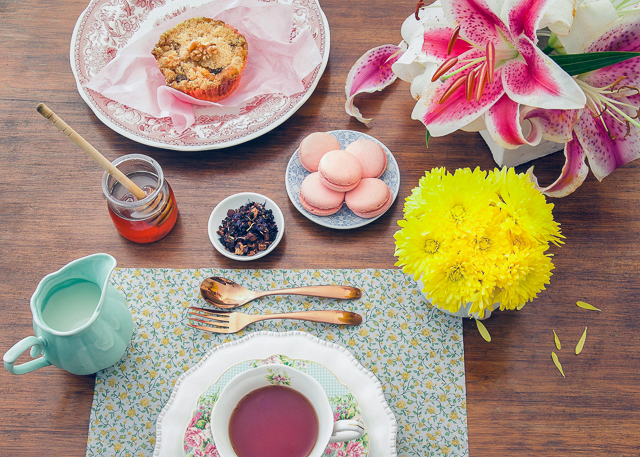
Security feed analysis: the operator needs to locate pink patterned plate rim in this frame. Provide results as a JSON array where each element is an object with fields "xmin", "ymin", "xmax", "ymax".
[{"xmin": 70, "ymin": 0, "xmax": 330, "ymax": 151}]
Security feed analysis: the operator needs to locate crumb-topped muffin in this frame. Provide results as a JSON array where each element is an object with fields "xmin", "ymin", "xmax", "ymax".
[{"xmin": 152, "ymin": 17, "xmax": 248, "ymax": 102}]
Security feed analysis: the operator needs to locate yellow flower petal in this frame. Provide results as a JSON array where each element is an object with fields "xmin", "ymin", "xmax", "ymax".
[
  {"xmin": 575, "ymin": 327, "xmax": 587, "ymax": 355},
  {"xmin": 553, "ymin": 330, "xmax": 561, "ymax": 350},
  {"xmin": 475, "ymin": 319, "xmax": 491, "ymax": 342},
  {"xmin": 551, "ymin": 352, "xmax": 565, "ymax": 377},
  {"xmin": 576, "ymin": 301, "xmax": 600, "ymax": 311}
]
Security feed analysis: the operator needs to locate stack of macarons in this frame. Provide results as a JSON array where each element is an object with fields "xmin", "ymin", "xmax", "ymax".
[{"xmin": 298, "ymin": 132, "xmax": 393, "ymax": 218}]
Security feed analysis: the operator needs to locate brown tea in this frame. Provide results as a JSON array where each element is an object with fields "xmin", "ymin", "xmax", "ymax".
[{"xmin": 229, "ymin": 385, "xmax": 319, "ymax": 457}]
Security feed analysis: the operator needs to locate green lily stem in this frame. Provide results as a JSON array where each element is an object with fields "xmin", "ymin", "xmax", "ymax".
[{"xmin": 542, "ymin": 45, "xmax": 554, "ymax": 55}]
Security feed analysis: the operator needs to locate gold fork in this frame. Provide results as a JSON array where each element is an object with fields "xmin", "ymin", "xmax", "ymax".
[{"xmin": 187, "ymin": 307, "xmax": 363, "ymax": 334}]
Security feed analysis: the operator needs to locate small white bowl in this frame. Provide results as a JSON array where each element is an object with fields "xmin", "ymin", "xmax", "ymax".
[{"xmin": 208, "ymin": 192, "xmax": 285, "ymax": 261}]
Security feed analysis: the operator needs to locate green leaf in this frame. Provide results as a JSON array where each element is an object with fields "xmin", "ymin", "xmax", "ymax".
[
  {"xmin": 425, "ymin": 129, "xmax": 431, "ymax": 148},
  {"xmin": 550, "ymin": 51, "xmax": 640, "ymax": 76}
]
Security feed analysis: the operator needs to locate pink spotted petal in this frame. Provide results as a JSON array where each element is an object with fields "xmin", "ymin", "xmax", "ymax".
[
  {"xmin": 421, "ymin": 27, "xmax": 473, "ymax": 61},
  {"xmin": 529, "ymin": 137, "xmax": 589, "ymax": 197},
  {"xmin": 485, "ymin": 95, "xmax": 542, "ymax": 149},
  {"xmin": 521, "ymin": 106, "xmax": 579, "ymax": 143},
  {"xmin": 502, "ymin": 36, "xmax": 586, "ymax": 109},
  {"xmin": 574, "ymin": 105, "xmax": 640, "ymax": 181},
  {"xmin": 345, "ymin": 45, "xmax": 403, "ymax": 124},
  {"xmin": 443, "ymin": 0, "xmax": 510, "ymax": 44},
  {"xmin": 582, "ymin": 9, "xmax": 640, "ymax": 54},
  {"xmin": 412, "ymin": 48, "xmax": 505, "ymax": 136},
  {"xmin": 505, "ymin": 0, "xmax": 556, "ymax": 42},
  {"xmin": 580, "ymin": 10, "xmax": 640, "ymax": 89}
]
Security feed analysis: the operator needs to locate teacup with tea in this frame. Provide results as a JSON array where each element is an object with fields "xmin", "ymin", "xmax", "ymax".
[{"xmin": 211, "ymin": 364, "xmax": 365, "ymax": 457}]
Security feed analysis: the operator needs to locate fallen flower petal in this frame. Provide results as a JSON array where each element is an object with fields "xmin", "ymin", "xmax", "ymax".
[
  {"xmin": 553, "ymin": 330, "xmax": 561, "ymax": 350},
  {"xmin": 575, "ymin": 327, "xmax": 588, "ymax": 354},
  {"xmin": 552, "ymin": 351, "xmax": 565, "ymax": 377},
  {"xmin": 475, "ymin": 318, "xmax": 491, "ymax": 342},
  {"xmin": 345, "ymin": 45, "xmax": 404, "ymax": 124},
  {"xmin": 576, "ymin": 301, "xmax": 601, "ymax": 311}
]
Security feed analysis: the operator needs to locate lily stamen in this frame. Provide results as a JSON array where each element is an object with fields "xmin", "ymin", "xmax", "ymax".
[
  {"xmin": 439, "ymin": 74, "xmax": 468, "ymax": 104},
  {"xmin": 447, "ymin": 26, "xmax": 461, "ymax": 55},
  {"xmin": 577, "ymin": 78, "xmax": 640, "ymax": 139},
  {"xmin": 486, "ymin": 42, "xmax": 496, "ymax": 84},
  {"xmin": 609, "ymin": 75, "xmax": 627, "ymax": 91},
  {"xmin": 432, "ymin": 57, "xmax": 459, "ymax": 82},
  {"xmin": 465, "ymin": 70, "xmax": 476, "ymax": 101},
  {"xmin": 475, "ymin": 63, "xmax": 487, "ymax": 101},
  {"xmin": 617, "ymin": 85, "xmax": 640, "ymax": 96}
]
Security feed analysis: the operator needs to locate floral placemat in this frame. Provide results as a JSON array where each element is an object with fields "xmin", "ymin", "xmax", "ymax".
[{"xmin": 86, "ymin": 269, "xmax": 468, "ymax": 457}]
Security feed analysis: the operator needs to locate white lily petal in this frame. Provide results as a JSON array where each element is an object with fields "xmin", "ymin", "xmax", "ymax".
[
  {"xmin": 556, "ymin": 0, "xmax": 618, "ymax": 53},
  {"xmin": 409, "ymin": 66, "xmax": 439, "ymax": 99},
  {"xmin": 392, "ymin": 36, "xmax": 428, "ymax": 83},
  {"xmin": 401, "ymin": 2, "xmax": 445, "ymax": 43},
  {"xmin": 539, "ymin": 0, "xmax": 584, "ymax": 36},
  {"xmin": 461, "ymin": 116, "xmax": 487, "ymax": 132}
]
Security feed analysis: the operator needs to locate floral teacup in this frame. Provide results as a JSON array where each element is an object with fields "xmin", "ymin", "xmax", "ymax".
[{"xmin": 211, "ymin": 364, "xmax": 365, "ymax": 457}]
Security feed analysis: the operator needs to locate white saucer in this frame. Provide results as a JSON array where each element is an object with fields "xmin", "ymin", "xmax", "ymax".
[
  {"xmin": 153, "ymin": 331, "xmax": 397, "ymax": 457},
  {"xmin": 182, "ymin": 354, "xmax": 370, "ymax": 457}
]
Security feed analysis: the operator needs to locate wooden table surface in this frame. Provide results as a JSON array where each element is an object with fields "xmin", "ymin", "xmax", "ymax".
[{"xmin": 1, "ymin": 0, "xmax": 639, "ymax": 456}]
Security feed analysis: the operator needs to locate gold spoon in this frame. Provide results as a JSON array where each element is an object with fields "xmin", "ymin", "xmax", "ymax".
[{"xmin": 200, "ymin": 276, "xmax": 362, "ymax": 309}]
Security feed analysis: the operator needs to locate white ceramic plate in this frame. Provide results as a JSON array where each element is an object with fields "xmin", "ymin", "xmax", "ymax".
[
  {"xmin": 153, "ymin": 331, "xmax": 397, "ymax": 457},
  {"xmin": 207, "ymin": 192, "xmax": 285, "ymax": 261},
  {"xmin": 70, "ymin": 0, "xmax": 330, "ymax": 151},
  {"xmin": 285, "ymin": 130, "xmax": 400, "ymax": 229}
]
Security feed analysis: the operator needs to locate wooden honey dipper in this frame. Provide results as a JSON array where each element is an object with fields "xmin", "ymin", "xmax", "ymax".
[{"xmin": 37, "ymin": 103, "xmax": 174, "ymax": 226}]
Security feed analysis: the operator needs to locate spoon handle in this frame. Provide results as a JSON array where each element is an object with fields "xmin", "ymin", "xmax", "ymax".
[
  {"xmin": 256, "ymin": 285, "xmax": 361, "ymax": 300},
  {"xmin": 249, "ymin": 310, "xmax": 362, "ymax": 326}
]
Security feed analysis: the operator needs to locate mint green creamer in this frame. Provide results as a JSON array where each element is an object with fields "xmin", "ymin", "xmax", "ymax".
[{"xmin": 4, "ymin": 253, "xmax": 134, "ymax": 375}]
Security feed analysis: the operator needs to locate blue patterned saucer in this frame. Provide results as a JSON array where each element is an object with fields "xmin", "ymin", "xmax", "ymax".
[
  {"xmin": 285, "ymin": 130, "xmax": 400, "ymax": 229},
  {"xmin": 183, "ymin": 354, "xmax": 369, "ymax": 457}
]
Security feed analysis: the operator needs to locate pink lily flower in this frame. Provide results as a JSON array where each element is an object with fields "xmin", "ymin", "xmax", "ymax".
[
  {"xmin": 529, "ymin": 10, "xmax": 640, "ymax": 197},
  {"xmin": 412, "ymin": 0, "xmax": 586, "ymax": 141}
]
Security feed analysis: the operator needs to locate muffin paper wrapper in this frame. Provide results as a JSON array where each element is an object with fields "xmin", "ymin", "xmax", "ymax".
[{"xmin": 85, "ymin": 0, "xmax": 322, "ymax": 133}]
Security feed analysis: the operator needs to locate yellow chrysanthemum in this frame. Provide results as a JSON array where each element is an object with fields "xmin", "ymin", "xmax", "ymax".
[
  {"xmin": 421, "ymin": 251, "xmax": 482, "ymax": 314},
  {"xmin": 394, "ymin": 218, "xmax": 448, "ymax": 280},
  {"xmin": 492, "ymin": 167, "xmax": 563, "ymax": 246},
  {"xmin": 470, "ymin": 218, "xmax": 512, "ymax": 265},
  {"xmin": 396, "ymin": 166, "xmax": 560, "ymax": 315},
  {"xmin": 494, "ymin": 246, "xmax": 554, "ymax": 310},
  {"xmin": 403, "ymin": 167, "xmax": 447, "ymax": 219},
  {"xmin": 427, "ymin": 168, "xmax": 499, "ymax": 240}
]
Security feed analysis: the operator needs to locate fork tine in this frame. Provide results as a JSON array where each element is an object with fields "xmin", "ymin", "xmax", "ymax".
[
  {"xmin": 188, "ymin": 310, "xmax": 230, "ymax": 323},
  {"xmin": 189, "ymin": 316, "xmax": 230, "ymax": 327},
  {"xmin": 187, "ymin": 322, "xmax": 231, "ymax": 334}
]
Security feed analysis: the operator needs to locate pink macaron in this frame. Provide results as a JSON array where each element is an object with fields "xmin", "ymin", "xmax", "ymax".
[
  {"xmin": 345, "ymin": 139, "xmax": 388, "ymax": 178},
  {"xmin": 345, "ymin": 178, "xmax": 393, "ymax": 218},
  {"xmin": 298, "ymin": 132, "xmax": 341, "ymax": 172},
  {"xmin": 299, "ymin": 172, "xmax": 345, "ymax": 216},
  {"xmin": 317, "ymin": 150, "xmax": 362, "ymax": 192}
]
